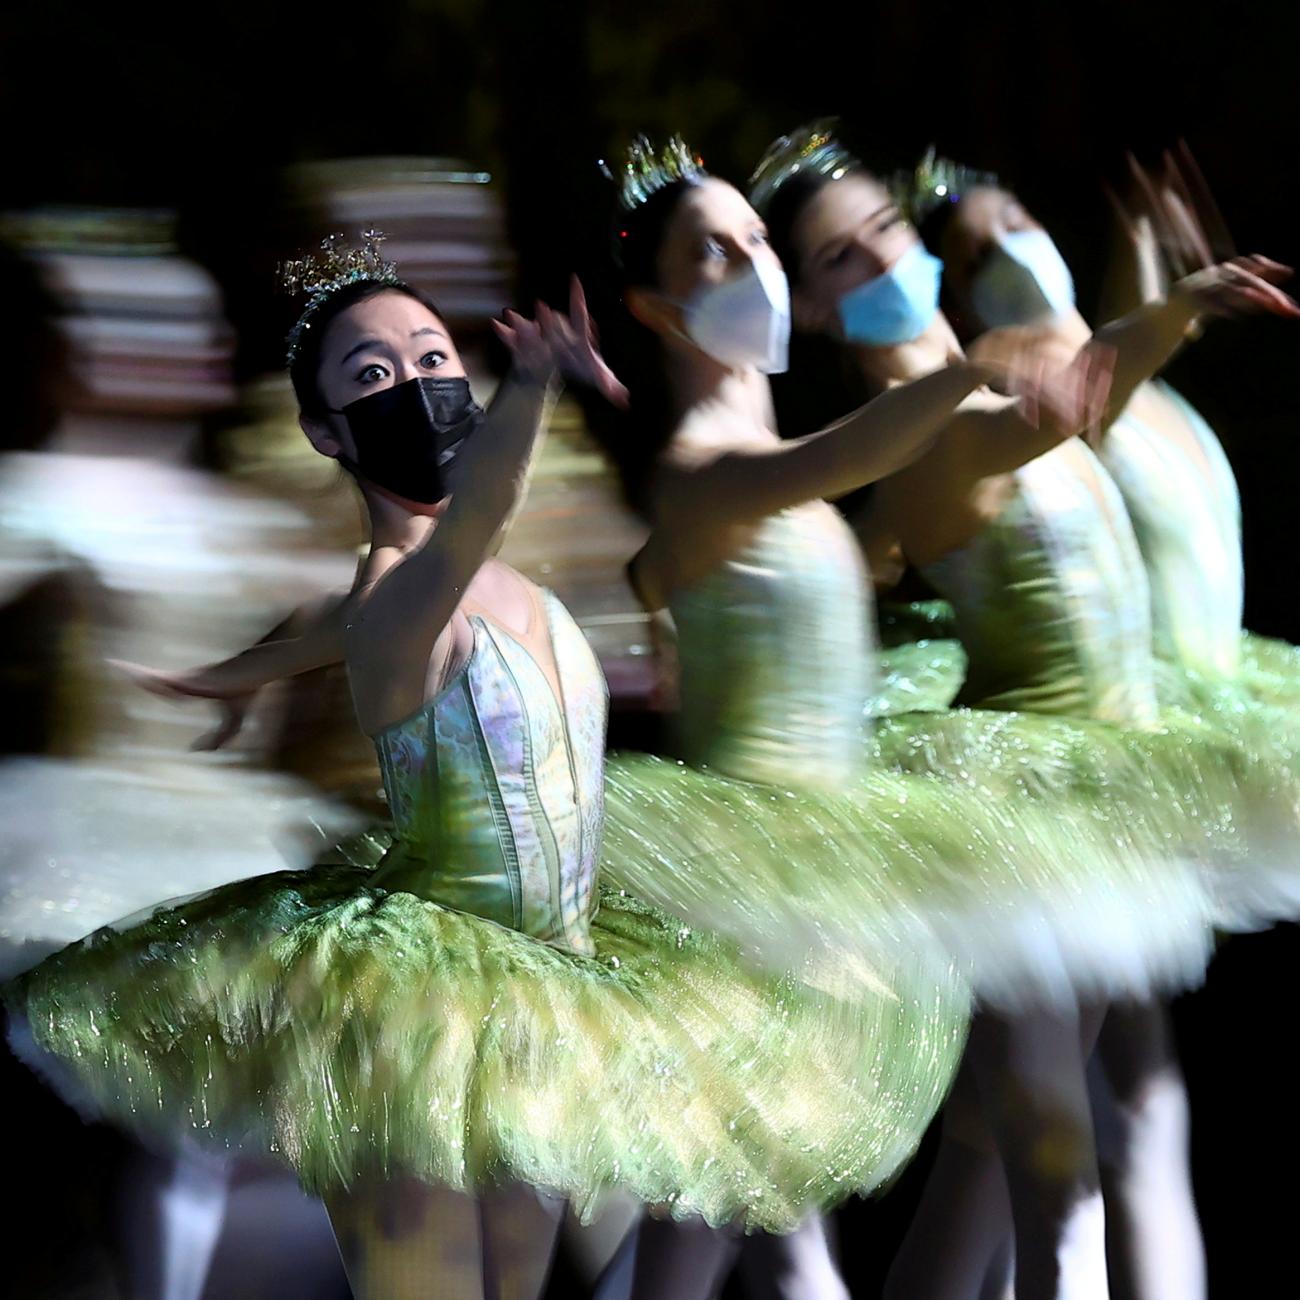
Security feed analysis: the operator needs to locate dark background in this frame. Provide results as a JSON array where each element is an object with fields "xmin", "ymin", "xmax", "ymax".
[
  {"xmin": 2, "ymin": 1, "xmax": 1296, "ymax": 1293},
  {"xmin": 4, "ymin": 0, "xmax": 1295, "ymax": 630}
]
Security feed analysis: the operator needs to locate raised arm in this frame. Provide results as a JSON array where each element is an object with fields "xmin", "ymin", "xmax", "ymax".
[
  {"xmin": 676, "ymin": 360, "xmax": 993, "ymax": 523},
  {"xmin": 906, "ymin": 338, "xmax": 1114, "ymax": 481},
  {"xmin": 1093, "ymin": 255, "xmax": 1298, "ymax": 424},
  {"xmin": 347, "ymin": 280, "xmax": 624, "ymax": 719},
  {"xmin": 1098, "ymin": 155, "xmax": 1171, "ymax": 322}
]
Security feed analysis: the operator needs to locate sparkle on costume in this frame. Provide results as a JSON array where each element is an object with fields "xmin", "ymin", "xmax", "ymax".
[{"xmin": 895, "ymin": 147, "xmax": 999, "ymax": 225}]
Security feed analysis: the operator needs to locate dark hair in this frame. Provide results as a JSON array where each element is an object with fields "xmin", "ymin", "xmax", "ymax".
[
  {"xmin": 755, "ymin": 165, "xmax": 880, "ymax": 513},
  {"xmin": 287, "ymin": 279, "xmax": 447, "ymax": 418},
  {"xmin": 917, "ymin": 194, "xmax": 983, "ymax": 343},
  {"xmin": 576, "ymin": 175, "xmax": 706, "ymax": 517},
  {"xmin": 762, "ymin": 168, "xmax": 842, "ymax": 292},
  {"xmin": 916, "ymin": 194, "xmax": 963, "ymax": 262}
]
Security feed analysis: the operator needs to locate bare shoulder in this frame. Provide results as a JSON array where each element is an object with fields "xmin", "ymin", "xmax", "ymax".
[{"xmin": 463, "ymin": 558, "xmax": 535, "ymax": 632}]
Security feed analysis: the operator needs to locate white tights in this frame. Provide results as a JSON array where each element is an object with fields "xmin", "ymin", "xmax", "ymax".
[
  {"xmin": 884, "ymin": 1005, "xmax": 1110, "ymax": 1300},
  {"xmin": 1090, "ymin": 1002, "xmax": 1206, "ymax": 1300}
]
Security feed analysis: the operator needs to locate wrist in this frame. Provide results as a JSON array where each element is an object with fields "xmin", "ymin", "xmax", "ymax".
[
  {"xmin": 506, "ymin": 358, "xmax": 557, "ymax": 391},
  {"xmin": 1163, "ymin": 283, "xmax": 1203, "ymax": 330},
  {"xmin": 961, "ymin": 358, "xmax": 998, "ymax": 390}
]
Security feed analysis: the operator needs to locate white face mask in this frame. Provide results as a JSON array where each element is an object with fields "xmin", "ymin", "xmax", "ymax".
[
  {"xmin": 679, "ymin": 258, "xmax": 791, "ymax": 374},
  {"xmin": 968, "ymin": 229, "xmax": 1076, "ymax": 329}
]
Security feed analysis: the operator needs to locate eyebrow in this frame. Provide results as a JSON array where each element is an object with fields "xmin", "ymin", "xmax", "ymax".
[
  {"xmin": 815, "ymin": 200, "xmax": 897, "ymax": 261},
  {"xmin": 338, "ymin": 327, "xmax": 449, "ymax": 367}
]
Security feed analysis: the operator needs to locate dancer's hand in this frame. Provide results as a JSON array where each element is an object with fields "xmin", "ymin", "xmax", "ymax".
[
  {"xmin": 493, "ymin": 277, "xmax": 629, "ymax": 407},
  {"xmin": 1115, "ymin": 144, "xmax": 1236, "ymax": 282},
  {"xmin": 109, "ymin": 660, "xmax": 255, "ymax": 751},
  {"xmin": 1103, "ymin": 157, "xmax": 1167, "ymax": 307},
  {"xmin": 1170, "ymin": 255, "xmax": 1300, "ymax": 320},
  {"xmin": 989, "ymin": 341, "xmax": 1115, "ymax": 444}
]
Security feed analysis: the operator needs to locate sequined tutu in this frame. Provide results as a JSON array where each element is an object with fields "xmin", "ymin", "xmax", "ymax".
[
  {"xmin": 1144, "ymin": 631, "xmax": 1300, "ymax": 929},
  {"xmin": 602, "ymin": 504, "xmax": 1275, "ymax": 1013},
  {"xmin": 4, "ymin": 867, "xmax": 966, "ymax": 1233},
  {"xmin": 600, "ymin": 723, "xmax": 1250, "ymax": 1013},
  {"xmin": 872, "ymin": 600, "xmax": 966, "ymax": 719}
]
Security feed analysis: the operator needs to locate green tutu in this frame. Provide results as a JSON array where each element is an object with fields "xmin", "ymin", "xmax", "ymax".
[
  {"xmin": 1154, "ymin": 632, "xmax": 1300, "ymax": 772},
  {"xmin": 6, "ymin": 869, "xmax": 966, "ymax": 1233},
  {"xmin": 600, "ymin": 726, "xmax": 1237, "ymax": 1013},
  {"xmin": 873, "ymin": 600, "xmax": 966, "ymax": 719},
  {"xmin": 1144, "ymin": 631, "xmax": 1300, "ymax": 928}
]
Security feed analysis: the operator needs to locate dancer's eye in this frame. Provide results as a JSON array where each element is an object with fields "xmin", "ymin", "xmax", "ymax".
[
  {"xmin": 419, "ymin": 350, "xmax": 448, "ymax": 370},
  {"xmin": 355, "ymin": 363, "xmax": 389, "ymax": 385}
]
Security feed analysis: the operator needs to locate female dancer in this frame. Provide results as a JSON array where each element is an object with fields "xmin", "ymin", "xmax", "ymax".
[
  {"xmin": 902, "ymin": 146, "xmax": 1300, "ymax": 1300},
  {"xmin": 113, "ymin": 154, "xmax": 1169, "ymax": 1300},
  {"xmin": 4, "ymin": 233, "xmax": 980, "ymax": 1300},
  {"xmin": 573, "ymin": 139, "xmax": 1254, "ymax": 1300},
  {"xmin": 750, "ymin": 122, "xmax": 1299, "ymax": 1300},
  {"xmin": 923, "ymin": 148, "xmax": 1300, "ymax": 764}
]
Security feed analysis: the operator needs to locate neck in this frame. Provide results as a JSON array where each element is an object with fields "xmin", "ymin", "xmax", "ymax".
[
  {"xmin": 664, "ymin": 343, "xmax": 774, "ymax": 438},
  {"xmin": 848, "ymin": 319, "xmax": 965, "ymax": 392},
  {"xmin": 361, "ymin": 484, "xmax": 441, "ymax": 554}
]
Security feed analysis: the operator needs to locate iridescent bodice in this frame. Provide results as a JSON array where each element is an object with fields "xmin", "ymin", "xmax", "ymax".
[
  {"xmin": 921, "ymin": 444, "xmax": 1159, "ymax": 725},
  {"xmin": 369, "ymin": 589, "xmax": 607, "ymax": 956},
  {"xmin": 669, "ymin": 504, "xmax": 875, "ymax": 789},
  {"xmin": 1099, "ymin": 381, "xmax": 1243, "ymax": 676}
]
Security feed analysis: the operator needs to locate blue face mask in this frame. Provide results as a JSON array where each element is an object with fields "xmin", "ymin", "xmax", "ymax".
[
  {"xmin": 969, "ymin": 229, "xmax": 1077, "ymax": 329},
  {"xmin": 837, "ymin": 243, "xmax": 944, "ymax": 346}
]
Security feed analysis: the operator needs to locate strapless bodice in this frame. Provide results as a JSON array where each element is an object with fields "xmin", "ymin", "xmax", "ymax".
[
  {"xmin": 371, "ymin": 589, "xmax": 607, "ymax": 956},
  {"xmin": 669, "ymin": 505, "xmax": 876, "ymax": 789},
  {"xmin": 1099, "ymin": 381, "xmax": 1243, "ymax": 676},
  {"xmin": 921, "ymin": 444, "xmax": 1159, "ymax": 725}
]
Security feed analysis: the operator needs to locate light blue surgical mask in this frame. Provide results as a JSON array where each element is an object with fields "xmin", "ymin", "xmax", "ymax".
[
  {"xmin": 837, "ymin": 243, "xmax": 944, "ymax": 346},
  {"xmin": 969, "ymin": 229, "xmax": 1076, "ymax": 329}
]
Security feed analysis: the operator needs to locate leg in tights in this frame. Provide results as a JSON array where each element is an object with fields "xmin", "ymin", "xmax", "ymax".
[
  {"xmin": 112, "ymin": 1147, "xmax": 231, "ymax": 1300},
  {"xmin": 1091, "ymin": 1001, "xmax": 1205, "ymax": 1300},
  {"xmin": 628, "ymin": 1215, "xmax": 741, "ymax": 1300},
  {"xmin": 735, "ymin": 1215, "xmax": 851, "ymax": 1300},
  {"xmin": 563, "ymin": 1194, "xmax": 642, "ymax": 1299},
  {"xmin": 974, "ymin": 1004, "xmax": 1109, "ymax": 1300},
  {"xmin": 884, "ymin": 1057, "xmax": 1015, "ymax": 1300},
  {"xmin": 969, "ymin": 1007, "xmax": 1109, "ymax": 1300},
  {"xmin": 479, "ymin": 1181, "xmax": 566, "ymax": 1300},
  {"xmin": 326, "ymin": 1177, "xmax": 563, "ymax": 1300},
  {"xmin": 889, "ymin": 1004, "xmax": 1110, "ymax": 1300}
]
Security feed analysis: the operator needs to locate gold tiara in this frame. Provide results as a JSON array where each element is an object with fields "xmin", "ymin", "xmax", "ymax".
[
  {"xmin": 600, "ymin": 134, "xmax": 706, "ymax": 211},
  {"xmin": 279, "ymin": 228, "xmax": 399, "ymax": 364},
  {"xmin": 896, "ymin": 147, "xmax": 998, "ymax": 225},
  {"xmin": 748, "ymin": 119, "xmax": 857, "ymax": 216}
]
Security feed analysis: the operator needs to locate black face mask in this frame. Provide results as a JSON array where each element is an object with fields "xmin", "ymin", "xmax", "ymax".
[{"xmin": 331, "ymin": 376, "xmax": 484, "ymax": 505}]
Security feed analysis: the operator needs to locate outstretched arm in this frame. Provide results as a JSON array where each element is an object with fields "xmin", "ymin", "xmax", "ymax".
[
  {"xmin": 347, "ymin": 279, "xmax": 626, "ymax": 729},
  {"xmin": 1093, "ymin": 255, "xmax": 1297, "ymax": 424},
  {"xmin": 678, "ymin": 360, "xmax": 994, "ymax": 523},
  {"xmin": 920, "ymin": 341, "xmax": 1115, "ymax": 481},
  {"xmin": 114, "ymin": 590, "xmax": 353, "ymax": 750}
]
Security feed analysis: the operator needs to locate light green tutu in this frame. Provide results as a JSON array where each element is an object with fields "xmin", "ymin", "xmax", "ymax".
[
  {"xmin": 601, "ymin": 715, "xmax": 1272, "ymax": 1014},
  {"xmin": 6, "ymin": 868, "xmax": 966, "ymax": 1233},
  {"xmin": 873, "ymin": 599, "xmax": 966, "ymax": 718}
]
